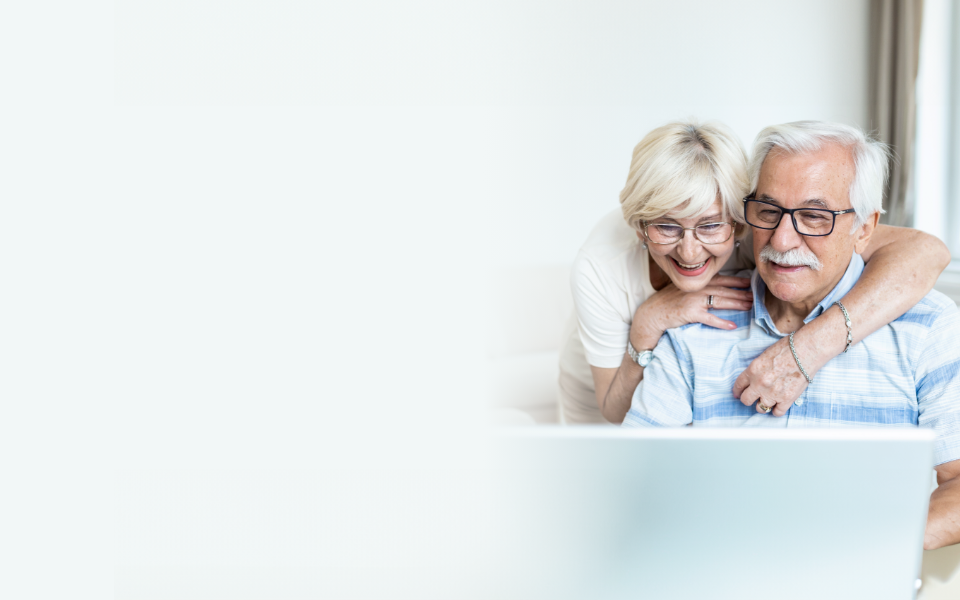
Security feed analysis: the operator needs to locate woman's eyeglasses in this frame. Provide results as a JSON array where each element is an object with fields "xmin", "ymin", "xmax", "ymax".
[{"xmin": 641, "ymin": 221, "xmax": 735, "ymax": 245}]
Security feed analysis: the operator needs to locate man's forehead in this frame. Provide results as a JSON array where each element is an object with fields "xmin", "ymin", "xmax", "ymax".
[{"xmin": 756, "ymin": 144, "xmax": 855, "ymax": 204}]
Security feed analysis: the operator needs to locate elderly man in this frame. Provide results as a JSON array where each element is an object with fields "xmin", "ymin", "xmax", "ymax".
[{"xmin": 622, "ymin": 121, "xmax": 960, "ymax": 550}]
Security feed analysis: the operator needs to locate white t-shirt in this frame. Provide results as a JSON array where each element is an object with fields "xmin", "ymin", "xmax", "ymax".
[{"xmin": 558, "ymin": 208, "xmax": 755, "ymax": 424}]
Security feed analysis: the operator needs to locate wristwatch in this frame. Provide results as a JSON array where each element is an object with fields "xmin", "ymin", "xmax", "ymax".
[{"xmin": 627, "ymin": 341, "xmax": 655, "ymax": 367}]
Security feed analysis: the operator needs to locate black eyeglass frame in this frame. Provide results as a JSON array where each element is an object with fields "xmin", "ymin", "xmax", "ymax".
[
  {"xmin": 639, "ymin": 221, "xmax": 736, "ymax": 245},
  {"xmin": 743, "ymin": 197, "xmax": 856, "ymax": 237}
]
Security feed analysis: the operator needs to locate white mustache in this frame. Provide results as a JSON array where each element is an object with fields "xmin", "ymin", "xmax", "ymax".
[{"xmin": 759, "ymin": 245, "xmax": 822, "ymax": 271}]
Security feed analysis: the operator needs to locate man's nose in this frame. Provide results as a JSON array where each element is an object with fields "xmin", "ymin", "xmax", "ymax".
[{"xmin": 770, "ymin": 212, "xmax": 803, "ymax": 250}]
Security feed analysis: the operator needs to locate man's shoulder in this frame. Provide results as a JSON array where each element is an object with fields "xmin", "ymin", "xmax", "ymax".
[
  {"xmin": 665, "ymin": 309, "xmax": 753, "ymax": 346},
  {"xmin": 894, "ymin": 289, "xmax": 960, "ymax": 328}
]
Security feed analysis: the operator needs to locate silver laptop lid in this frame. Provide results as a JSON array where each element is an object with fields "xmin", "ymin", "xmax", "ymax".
[{"xmin": 489, "ymin": 427, "xmax": 935, "ymax": 600}]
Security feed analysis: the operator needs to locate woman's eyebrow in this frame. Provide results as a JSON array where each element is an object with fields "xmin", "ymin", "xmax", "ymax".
[{"xmin": 697, "ymin": 213, "xmax": 722, "ymax": 222}]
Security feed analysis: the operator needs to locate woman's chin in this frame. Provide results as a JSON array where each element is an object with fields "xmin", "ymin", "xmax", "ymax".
[
  {"xmin": 668, "ymin": 268, "xmax": 728, "ymax": 293},
  {"xmin": 669, "ymin": 277, "xmax": 710, "ymax": 293}
]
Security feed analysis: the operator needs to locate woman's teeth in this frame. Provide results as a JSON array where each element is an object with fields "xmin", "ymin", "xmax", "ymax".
[{"xmin": 676, "ymin": 259, "xmax": 707, "ymax": 269}]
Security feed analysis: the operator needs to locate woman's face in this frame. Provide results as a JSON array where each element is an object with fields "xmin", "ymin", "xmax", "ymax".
[{"xmin": 639, "ymin": 198, "xmax": 737, "ymax": 293}]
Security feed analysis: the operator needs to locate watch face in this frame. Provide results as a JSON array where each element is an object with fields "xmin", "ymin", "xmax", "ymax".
[{"xmin": 638, "ymin": 351, "xmax": 654, "ymax": 367}]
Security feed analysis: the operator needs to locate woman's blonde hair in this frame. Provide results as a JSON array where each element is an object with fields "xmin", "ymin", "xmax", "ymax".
[{"xmin": 619, "ymin": 121, "xmax": 750, "ymax": 232}]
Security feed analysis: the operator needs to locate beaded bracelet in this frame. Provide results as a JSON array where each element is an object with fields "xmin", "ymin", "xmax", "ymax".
[{"xmin": 834, "ymin": 300, "xmax": 852, "ymax": 353}]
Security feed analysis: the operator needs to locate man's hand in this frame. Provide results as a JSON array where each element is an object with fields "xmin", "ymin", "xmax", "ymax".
[
  {"xmin": 732, "ymin": 336, "xmax": 809, "ymax": 416},
  {"xmin": 733, "ymin": 306, "xmax": 847, "ymax": 416},
  {"xmin": 926, "ymin": 460, "xmax": 960, "ymax": 550}
]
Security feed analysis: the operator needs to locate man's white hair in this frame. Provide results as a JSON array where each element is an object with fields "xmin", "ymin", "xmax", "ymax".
[{"xmin": 747, "ymin": 121, "xmax": 890, "ymax": 231}]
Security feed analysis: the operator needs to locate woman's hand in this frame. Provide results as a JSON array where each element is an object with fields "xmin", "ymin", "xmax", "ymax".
[
  {"xmin": 630, "ymin": 275, "xmax": 753, "ymax": 349},
  {"xmin": 595, "ymin": 274, "xmax": 752, "ymax": 424}
]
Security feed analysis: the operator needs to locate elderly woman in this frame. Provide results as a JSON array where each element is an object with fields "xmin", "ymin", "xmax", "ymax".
[{"xmin": 560, "ymin": 121, "xmax": 950, "ymax": 424}]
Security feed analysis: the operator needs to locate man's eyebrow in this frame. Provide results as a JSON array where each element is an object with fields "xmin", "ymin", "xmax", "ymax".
[
  {"xmin": 801, "ymin": 198, "xmax": 829, "ymax": 209},
  {"xmin": 756, "ymin": 193, "xmax": 779, "ymax": 204},
  {"xmin": 756, "ymin": 194, "xmax": 830, "ymax": 209}
]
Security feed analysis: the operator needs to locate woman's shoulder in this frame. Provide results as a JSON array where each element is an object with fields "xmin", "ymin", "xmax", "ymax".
[
  {"xmin": 578, "ymin": 207, "xmax": 640, "ymax": 259},
  {"xmin": 571, "ymin": 208, "xmax": 650, "ymax": 302}
]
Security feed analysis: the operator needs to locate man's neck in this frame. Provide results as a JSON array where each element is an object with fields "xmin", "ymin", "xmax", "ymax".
[
  {"xmin": 764, "ymin": 288, "xmax": 817, "ymax": 334},
  {"xmin": 762, "ymin": 261, "xmax": 851, "ymax": 334}
]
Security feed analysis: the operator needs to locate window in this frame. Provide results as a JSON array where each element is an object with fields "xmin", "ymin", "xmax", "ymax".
[{"xmin": 914, "ymin": 0, "xmax": 960, "ymax": 300}]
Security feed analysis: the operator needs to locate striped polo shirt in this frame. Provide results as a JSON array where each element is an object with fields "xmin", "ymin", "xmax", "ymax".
[{"xmin": 622, "ymin": 252, "xmax": 960, "ymax": 466}]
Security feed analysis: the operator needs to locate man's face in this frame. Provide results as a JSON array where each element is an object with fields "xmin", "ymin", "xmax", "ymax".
[{"xmin": 752, "ymin": 143, "xmax": 873, "ymax": 308}]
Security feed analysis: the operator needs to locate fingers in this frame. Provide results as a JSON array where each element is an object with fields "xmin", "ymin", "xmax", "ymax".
[
  {"xmin": 732, "ymin": 371, "xmax": 749, "ymax": 399},
  {"xmin": 705, "ymin": 296, "xmax": 752, "ymax": 311},
  {"xmin": 702, "ymin": 285, "xmax": 754, "ymax": 302},
  {"xmin": 738, "ymin": 385, "xmax": 761, "ymax": 408},
  {"xmin": 756, "ymin": 398, "xmax": 774, "ymax": 414},
  {"xmin": 701, "ymin": 290, "xmax": 752, "ymax": 312},
  {"xmin": 734, "ymin": 375, "xmax": 806, "ymax": 417},
  {"xmin": 697, "ymin": 314, "xmax": 738, "ymax": 330},
  {"xmin": 743, "ymin": 388, "xmax": 775, "ymax": 414},
  {"xmin": 737, "ymin": 383, "xmax": 780, "ymax": 415},
  {"xmin": 708, "ymin": 275, "xmax": 751, "ymax": 289},
  {"xmin": 742, "ymin": 384, "xmax": 795, "ymax": 416},
  {"xmin": 771, "ymin": 402, "xmax": 790, "ymax": 418}
]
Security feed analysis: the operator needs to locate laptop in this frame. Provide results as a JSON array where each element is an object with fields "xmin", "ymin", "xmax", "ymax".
[{"xmin": 488, "ymin": 427, "xmax": 935, "ymax": 600}]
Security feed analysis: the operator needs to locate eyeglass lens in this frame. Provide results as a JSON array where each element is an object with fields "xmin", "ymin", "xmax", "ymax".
[
  {"xmin": 646, "ymin": 223, "xmax": 733, "ymax": 244},
  {"xmin": 745, "ymin": 201, "xmax": 835, "ymax": 236}
]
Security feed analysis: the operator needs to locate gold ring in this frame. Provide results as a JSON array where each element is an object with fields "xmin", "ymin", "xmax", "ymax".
[{"xmin": 757, "ymin": 400, "xmax": 772, "ymax": 413}]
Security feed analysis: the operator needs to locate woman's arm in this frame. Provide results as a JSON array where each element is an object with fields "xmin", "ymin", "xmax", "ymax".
[
  {"xmin": 595, "ymin": 276, "xmax": 752, "ymax": 423},
  {"xmin": 733, "ymin": 226, "xmax": 951, "ymax": 416}
]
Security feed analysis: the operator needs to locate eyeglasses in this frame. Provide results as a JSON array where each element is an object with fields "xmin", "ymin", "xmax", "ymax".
[
  {"xmin": 743, "ymin": 198, "xmax": 856, "ymax": 237},
  {"xmin": 640, "ymin": 221, "xmax": 735, "ymax": 245}
]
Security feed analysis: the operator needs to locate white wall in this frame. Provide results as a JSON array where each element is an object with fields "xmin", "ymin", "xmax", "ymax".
[
  {"xmin": 113, "ymin": 0, "xmax": 871, "ymax": 273},
  {"xmin": 477, "ymin": 0, "xmax": 871, "ymax": 268},
  {"xmin": 8, "ymin": 2, "xmax": 872, "ymax": 599}
]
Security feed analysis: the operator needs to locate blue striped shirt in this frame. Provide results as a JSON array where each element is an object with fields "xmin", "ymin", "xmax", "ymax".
[{"xmin": 622, "ymin": 253, "xmax": 960, "ymax": 466}]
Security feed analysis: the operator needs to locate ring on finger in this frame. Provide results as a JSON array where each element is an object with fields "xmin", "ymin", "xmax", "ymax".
[
  {"xmin": 757, "ymin": 399, "xmax": 772, "ymax": 413},
  {"xmin": 708, "ymin": 295, "xmax": 714, "ymax": 308}
]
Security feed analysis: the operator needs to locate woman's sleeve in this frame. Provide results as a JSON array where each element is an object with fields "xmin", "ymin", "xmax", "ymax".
[{"xmin": 570, "ymin": 251, "xmax": 631, "ymax": 369}]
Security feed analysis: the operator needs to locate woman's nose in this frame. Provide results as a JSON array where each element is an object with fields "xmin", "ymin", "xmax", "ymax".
[{"xmin": 677, "ymin": 229, "xmax": 702, "ymax": 260}]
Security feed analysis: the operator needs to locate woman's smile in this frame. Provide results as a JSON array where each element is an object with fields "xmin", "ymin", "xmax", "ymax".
[{"xmin": 669, "ymin": 256, "xmax": 711, "ymax": 276}]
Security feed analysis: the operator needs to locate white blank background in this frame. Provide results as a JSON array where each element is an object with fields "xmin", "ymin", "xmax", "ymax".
[{"xmin": 2, "ymin": 1, "xmax": 868, "ymax": 598}]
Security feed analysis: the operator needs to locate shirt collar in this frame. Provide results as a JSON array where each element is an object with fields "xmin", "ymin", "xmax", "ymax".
[{"xmin": 751, "ymin": 252, "xmax": 865, "ymax": 335}]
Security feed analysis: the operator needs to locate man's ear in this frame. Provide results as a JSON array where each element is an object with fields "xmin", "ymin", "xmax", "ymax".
[{"xmin": 853, "ymin": 211, "xmax": 881, "ymax": 255}]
